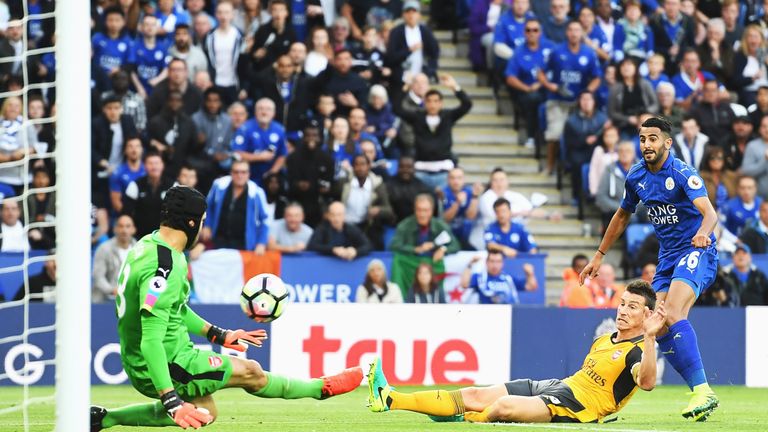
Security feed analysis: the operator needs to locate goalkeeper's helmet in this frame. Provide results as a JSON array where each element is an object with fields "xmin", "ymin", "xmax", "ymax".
[{"xmin": 161, "ymin": 185, "xmax": 207, "ymax": 250}]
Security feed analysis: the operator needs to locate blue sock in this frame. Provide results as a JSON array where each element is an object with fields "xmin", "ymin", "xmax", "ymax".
[{"xmin": 659, "ymin": 320, "xmax": 707, "ymax": 390}]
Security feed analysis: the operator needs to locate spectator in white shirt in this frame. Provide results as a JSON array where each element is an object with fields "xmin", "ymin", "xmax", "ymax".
[
  {"xmin": 356, "ymin": 258, "xmax": 404, "ymax": 303},
  {"xmin": 202, "ymin": 1, "xmax": 243, "ymax": 104},
  {"xmin": 0, "ymin": 199, "xmax": 29, "ymax": 252},
  {"xmin": 169, "ymin": 23, "xmax": 209, "ymax": 81}
]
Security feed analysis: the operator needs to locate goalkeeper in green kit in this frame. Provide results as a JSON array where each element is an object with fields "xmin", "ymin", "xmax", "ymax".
[{"xmin": 91, "ymin": 186, "xmax": 363, "ymax": 430}]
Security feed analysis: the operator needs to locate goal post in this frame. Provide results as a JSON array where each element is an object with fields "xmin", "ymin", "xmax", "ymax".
[{"xmin": 54, "ymin": 0, "xmax": 92, "ymax": 430}]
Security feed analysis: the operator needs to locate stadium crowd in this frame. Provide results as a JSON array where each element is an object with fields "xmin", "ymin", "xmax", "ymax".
[{"xmin": 0, "ymin": 0, "xmax": 767, "ymax": 307}]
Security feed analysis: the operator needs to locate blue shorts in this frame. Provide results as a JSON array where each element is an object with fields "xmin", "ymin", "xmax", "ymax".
[{"xmin": 653, "ymin": 245, "xmax": 718, "ymax": 298}]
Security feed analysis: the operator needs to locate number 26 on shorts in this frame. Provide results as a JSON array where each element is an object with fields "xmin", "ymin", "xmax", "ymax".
[{"xmin": 677, "ymin": 251, "xmax": 701, "ymax": 272}]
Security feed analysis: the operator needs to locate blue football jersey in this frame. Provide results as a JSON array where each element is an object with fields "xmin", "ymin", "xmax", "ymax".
[
  {"xmin": 721, "ymin": 196, "xmax": 762, "ymax": 236},
  {"xmin": 505, "ymin": 40, "xmax": 555, "ymax": 86},
  {"xmin": 231, "ymin": 119, "xmax": 288, "ymax": 184},
  {"xmin": 493, "ymin": 11, "xmax": 536, "ymax": 52},
  {"xmin": 92, "ymin": 33, "xmax": 133, "ymax": 74},
  {"xmin": 129, "ymin": 38, "xmax": 170, "ymax": 94},
  {"xmin": 469, "ymin": 272, "xmax": 520, "ymax": 304},
  {"xmin": 483, "ymin": 221, "xmax": 537, "ymax": 253},
  {"xmin": 621, "ymin": 155, "xmax": 715, "ymax": 258},
  {"xmin": 109, "ymin": 162, "xmax": 146, "ymax": 194},
  {"xmin": 544, "ymin": 43, "xmax": 603, "ymax": 102}
]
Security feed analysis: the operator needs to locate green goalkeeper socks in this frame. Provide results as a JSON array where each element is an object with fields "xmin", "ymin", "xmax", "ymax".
[
  {"xmin": 101, "ymin": 401, "xmax": 175, "ymax": 428},
  {"xmin": 252, "ymin": 372, "xmax": 324, "ymax": 399}
]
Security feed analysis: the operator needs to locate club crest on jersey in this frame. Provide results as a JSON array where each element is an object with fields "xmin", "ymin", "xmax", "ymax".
[
  {"xmin": 612, "ymin": 349, "xmax": 623, "ymax": 360},
  {"xmin": 208, "ymin": 356, "xmax": 223, "ymax": 367},
  {"xmin": 688, "ymin": 175, "xmax": 703, "ymax": 190},
  {"xmin": 665, "ymin": 177, "xmax": 674, "ymax": 190}
]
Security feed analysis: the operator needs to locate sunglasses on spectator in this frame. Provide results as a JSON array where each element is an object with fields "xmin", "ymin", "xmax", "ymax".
[{"xmin": 525, "ymin": 28, "xmax": 540, "ymax": 33}]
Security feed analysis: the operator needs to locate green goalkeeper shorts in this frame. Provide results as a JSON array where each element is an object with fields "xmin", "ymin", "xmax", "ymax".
[{"xmin": 127, "ymin": 348, "xmax": 234, "ymax": 400}]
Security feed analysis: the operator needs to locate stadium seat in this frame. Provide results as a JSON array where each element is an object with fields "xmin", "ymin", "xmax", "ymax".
[
  {"xmin": 382, "ymin": 226, "xmax": 397, "ymax": 250},
  {"xmin": 625, "ymin": 224, "xmax": 654, "ymax": 257}
]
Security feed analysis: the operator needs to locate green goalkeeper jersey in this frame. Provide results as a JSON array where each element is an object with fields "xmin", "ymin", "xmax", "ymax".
[{"xmin": 115, "ymin": 231, "xmax": 195, "ymax": 392}]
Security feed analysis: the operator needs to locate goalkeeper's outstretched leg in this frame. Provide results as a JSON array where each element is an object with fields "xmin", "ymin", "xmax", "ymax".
[{"xmin": 92, "ymin": 355, "xmax": 362, "ymax": 430}]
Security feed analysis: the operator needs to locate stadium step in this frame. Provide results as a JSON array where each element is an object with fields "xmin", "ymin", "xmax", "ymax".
[
  {"xmin": 458, "ymin": 114, "xmax": 513, "ymax": 127},
  {"xmin": 431, "ymin": 24, "xmax": 603, "ymax": 305},
  {"xmin": 453, "ymin": 143, "xmax": 533, "ymax": 157},
  {"xmin": 462, "ymin": 159, "xmax": 540, "ymax": 175},
  {"xmin": 439, "ymin": 57, "xmax": 473, "ymax": 71},
  {"xmin": 527, "ymin": 219, "xmax": 588, "ymax": 237}
]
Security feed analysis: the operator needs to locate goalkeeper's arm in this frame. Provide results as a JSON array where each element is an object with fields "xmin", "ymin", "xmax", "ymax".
[
  {"xmin": 183, "ymin": 305, "xmax": 267, "ymax": 351},
  {"xmin": 139, "ymin": 310, "xmax": 175, "ymax": 394},
  {"xmin": 140, "ymin": 310, "xmax": 213, "ymax": 428}
]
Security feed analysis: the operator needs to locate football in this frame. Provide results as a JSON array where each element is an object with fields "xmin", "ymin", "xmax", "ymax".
[{"xmin": 240, "ymin": 273, "xmax": 289, "ymax": 323}]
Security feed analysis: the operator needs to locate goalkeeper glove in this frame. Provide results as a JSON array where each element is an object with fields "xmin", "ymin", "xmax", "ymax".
[
  {"xmin": 160, "ymin": 390, "xmax": 213, "ymax": 429},
  {"xmin": 206, "ymin": 325, "xmax": 267, "ymax": 352}
]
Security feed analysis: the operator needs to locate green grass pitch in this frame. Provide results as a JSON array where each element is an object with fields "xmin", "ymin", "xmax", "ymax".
[{"xmin": 0, "ymin": 385, "xmax": 766, "ymax": 431}]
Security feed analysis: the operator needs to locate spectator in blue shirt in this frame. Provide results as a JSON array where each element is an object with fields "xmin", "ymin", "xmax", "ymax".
[
  {"xmin": 541, "ymin": 0, "xmax": 569, "ymax": 44},
  {"xmin": 671, "ymin": 49, "xmax": 726, "ymax": 110},
  {"xmin": 231, "ymin": 98, "xmax": 288, "ymax": 186},
  {"xmin": 578, "ymin": 7, "xmax": 610, "ymax": 64},
  {"xmin": 438, "ymin": 167, "xmax": 483, "ymax": 249},
  {"xmin": 92, "ymin": 7, "xmax": 134, "ymax": 77},
  {"xmin": 722, "ymin": 176, "xmax": 762, "ymax": 237},
  {"xmin": 539, "ymin": 20, "xmax": 602, "ymax": 175},
  {"xmin": 484, "ymin": 197, "xmax": 538, "ymax": 257},
  {"xmin": 460, "ymin": 251, "xmax": 538, "ymax": 304},
  {"xmin": 109, "ymin": 137, "xmax": 145, "ymax": 214},
  {"xmin": 491, "ymin": 0, "xmax": 535, "ymax": 65},
  {"xmin": 129, "ymin": 15, "xmax": 170, "ymax": 98},
  {"xmin": 505, "ymin": 17, "xmax": 553, "ymax": 147},
  {"xmin": 613, "ymin": 0, "xmax": 655, "ymax": 63}
]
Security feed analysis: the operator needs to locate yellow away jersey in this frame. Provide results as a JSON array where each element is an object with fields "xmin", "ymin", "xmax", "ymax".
[{"xmin": 563, "ymin": 332, "xmax": 645, "ymax": 420}]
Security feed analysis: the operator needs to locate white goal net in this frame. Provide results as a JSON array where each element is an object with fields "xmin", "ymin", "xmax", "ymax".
[{"xmin": 0, "ymin": 1, "xmax": 91, "ymax": 431}]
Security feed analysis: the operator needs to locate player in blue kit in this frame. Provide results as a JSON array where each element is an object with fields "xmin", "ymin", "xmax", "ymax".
[
  {"xmin": 580, "ymin": 117, "xmax": 719, "ymax": 421},
  {"xmin": 92, "ymin": 7, "xmax": 134, "ymax": 76}
]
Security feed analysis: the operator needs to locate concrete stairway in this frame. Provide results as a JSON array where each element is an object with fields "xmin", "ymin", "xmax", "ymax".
[{"xmin": 433, "ymin": 30, "xmax": 605, "ymax": 305}]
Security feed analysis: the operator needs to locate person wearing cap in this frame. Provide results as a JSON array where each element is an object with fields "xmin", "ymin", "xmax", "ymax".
[
  {"xmin": 356, "ymin": 259, "xmax": 404, "ymax": 303},
  {"xmin": 724, "ymin": 114, "xmax": 754, "ymax": 170},
  {"xmin": 386, "ymin": 0, "xmax": 440, "ymax": 83},
  {"xmin": 721, "ymin": 243, "xmax": 768, "ymax": 306},
  {"xmin": 92, "ymin": 185, "xmax": 363, "ymax": 430}
]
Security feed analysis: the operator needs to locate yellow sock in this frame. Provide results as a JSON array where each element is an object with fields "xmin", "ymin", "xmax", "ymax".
[
  {"xmin": 693, "ymin": 383, "xmax": 713, "ymax": 394},
  {"xmin": 389, "ymin": 390, "xmax": 465, "ymax": 416},
  {"xmin": 464, "ymin": 408, "xmax": 492, "ymax": 423}
]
